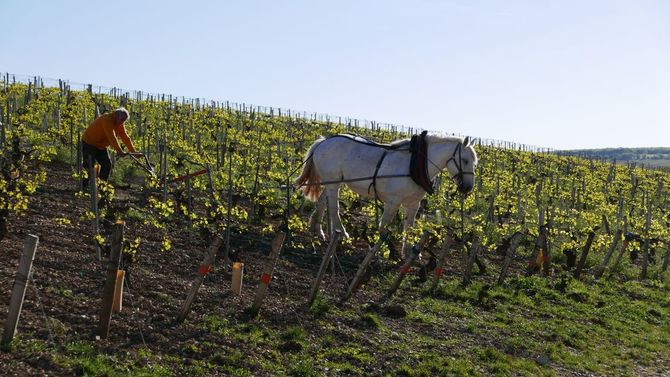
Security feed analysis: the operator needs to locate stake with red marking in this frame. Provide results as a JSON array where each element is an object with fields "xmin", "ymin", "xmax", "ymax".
[
  {"xmin": 384, "ymin": 230, "xmax": 431, "ymax": 300},
  {"xmin": 176, "ymin": 235, "xmax": 223, "ymax": 323},
  {"xmin": 429, "ymin": 233, "xmax": 454, "ymax": 294},
  {"xmin": 251, "ymin": 232, "xmax": 286, "ymax": 315}
]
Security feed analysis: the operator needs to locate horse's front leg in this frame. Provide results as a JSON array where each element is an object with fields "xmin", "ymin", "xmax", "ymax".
[
  {"xmin": 325, "ymin": 185, "xmax": 349, "ymax": 238},
  {"xmin": 400, "ymin": 201, "xmax": 421, "ymax": 260},
  {"xmin": 379, "ymin": 201, "xmax": 401, "ymax": 230},
  {"xmin": 309, "ymin": 193, "xmax": 327, "ymax": 240}
]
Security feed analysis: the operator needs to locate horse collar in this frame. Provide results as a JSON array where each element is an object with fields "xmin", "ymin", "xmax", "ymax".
[{"xmin": 409, "ymin": 131, "xmax": 435, "ymax": 195}]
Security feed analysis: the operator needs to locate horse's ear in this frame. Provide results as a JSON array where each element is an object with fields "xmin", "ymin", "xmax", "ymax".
[
  {"xmin": 470, "ymin": 137, "xmax": 478, "ymax": 146},
  {"xmin": 463, "ymin": 136, "xmax": 470, "ymax": 146}
]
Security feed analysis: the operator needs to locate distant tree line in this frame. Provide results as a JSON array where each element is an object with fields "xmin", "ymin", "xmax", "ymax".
[
  {"xmin": 558, "ymin": 148, "xmax": 670, "ymax": 171},
  {"xmin": 562, "ymin": 147, "xmax": 670, "ymax": 163}
]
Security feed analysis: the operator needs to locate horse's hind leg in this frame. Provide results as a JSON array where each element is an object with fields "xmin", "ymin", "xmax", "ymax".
[
  {"xmin": 309, "ymin": 193, "xmax": 327, "ymax": 240},
  {"xmin": 379, "ymin": 201, "xmax": 401, "ymax": 230},
  {"xmin": 379, "ymin": 201, "xmax": 401, "ymax": 259},
  {"xmin": 325, "ymin": 185, "xmax": 349, "ymax": 238}
]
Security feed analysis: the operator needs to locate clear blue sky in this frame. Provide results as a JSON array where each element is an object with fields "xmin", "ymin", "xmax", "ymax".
[{"xmin": 2, "ymin": 0, "xmax": 669, "ymax": 149}]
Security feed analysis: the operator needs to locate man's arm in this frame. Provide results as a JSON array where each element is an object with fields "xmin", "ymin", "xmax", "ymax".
[
  {"xmin": 103, "ymin": 123, "xmax": 124, "ymax": 153},
  {"xmin": 116, "ymin": 124, "xmax": 137, "ymax": 153}
]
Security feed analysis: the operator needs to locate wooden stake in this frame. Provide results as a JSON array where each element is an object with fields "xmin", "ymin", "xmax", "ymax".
[
  {"xmin": 112, "ymin": 270, "xmax": 125, "ymax": 313},
  {"xmin": 231, "ymin": 262, "xmax": 244, "ymax": 295},
  {"xmin": 97, "ymin": 221, "xmax": 124, "ymax": 339},
  {"xmin": 251, "ymin": 232, "xmax": 286, "ymax": 314},
  {"xmin": 186, "ymin": 168, "xmax": 192, "ymax": 230},
  {"xmin": 542, "ymin": 209, "xmax": 554, "ymax": 277},
  {"xmin": 661, "ymin": 242, "xmax": 670, "ymax": 273},
  {"xmin": 497, "ymin": 231, "xmax": 525, "ymax": 285},
  {"xmin": 76, "ymin": 132, "xmax": 82, "ymax": 191},
  {"xmin": 385, "ymin": 231, "xmax": 430, "ymax": 299},
  {"xmin": 526, "ymin": 226, "xmax": 548, "ymax": 277},
  {"xmin": 342, "ymin": 230, "xmax": 390, "ymax": 302},
  {"xmin": 461, "ymin": 237, "xmax": 481, "ymax": 286},
  {"xmin": 593, "ymin": 229, "xmax": 622, "ymax": 279},
  {"xmin": 640, "ymin": 202, "xmax": 652, "ymax": 280},
  {"xmin": 307, "ymin": 231, "xmax": 342, "ymax": 306},
  {"xmin": 573, "ymin": 232, "xmax": 596, "ymax": 279},
  {"xmin": 424, "ymin": 230, "xmax": 453, "ymax": 290},
  {"xmin": 161, "ymin": 136, "xmax": 168, "ymax": 202},
  {"xmin": 2, "ymin": 235, "xmax": 39, "ymax": 347},
  {"xmin": 223, "ymin": 139, "xmax": 235, "ymax": 269},
  {"xmin": 176, "ymin": 235, "xmax": 223, "ymax": 323},
  {"xmin": 89, "ymin": 156, "xmax": 101, "ymax": 262}
]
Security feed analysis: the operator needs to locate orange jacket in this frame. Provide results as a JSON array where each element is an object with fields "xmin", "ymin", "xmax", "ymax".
[{"xmin": 81, "ymin": 113, "xmax": 136, "ymax": 153}]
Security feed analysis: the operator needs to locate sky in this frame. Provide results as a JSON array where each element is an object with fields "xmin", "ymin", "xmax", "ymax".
[{"xmin": 1, "ymin": 0, "xmax": 669, "ymax": 149}]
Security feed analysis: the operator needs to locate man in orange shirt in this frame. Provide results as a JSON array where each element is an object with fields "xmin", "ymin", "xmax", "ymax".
[{"xmin": 81, "ymin": 107, "xmax": 137, "ymax": 188}]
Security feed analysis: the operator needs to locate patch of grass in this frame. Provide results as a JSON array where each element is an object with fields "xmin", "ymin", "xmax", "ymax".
[
  {"xmin": 14, "ymin": 337, "xmax": 48, "ymax": 353},
  {"xmin": 309, "ymin": 293, "xmax": 331, "ymax": 317},
  {"xmin": 323, "ymin": 343, "xmax": 374, "ymax": 369},
  {"xmin": 54, "ymin": 341, "xmax": 125, "ymax": 376},
  {"xmin": 394, "ymin": 355, "xmax": 480, "ymax": 377},
  {"xmin": 406, "ymin": 309, "xmax": 438, "ymax": 325},
  {"xmin": 281, "ymin": 325, "xmax": 306, "ymax": 342},
  {"xmin": 55, "ymin": 343, "xmax": 175, "ymax": 377},
  {"xmin": 65, "ymin": 340, "xmax": 95, "ymax": 356},
  {"xmin": 46, "ymin": 285, "xmax": 75, "ymax": 299},
  {"xmin": 359, "ymin": 312, "xmax": 382, "ymax": 330},
  {"xmin": 324, "ymin": 360, "xmax": 360, "ymax": 375},
  {"xmin": 287, "ymin": 355, "xmax": 317, "ymax": 377}
]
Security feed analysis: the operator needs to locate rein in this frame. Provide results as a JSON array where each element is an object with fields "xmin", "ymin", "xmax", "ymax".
[{"xmin": 295, "ymin": 173, "xmax": 410, "ymax": 187}]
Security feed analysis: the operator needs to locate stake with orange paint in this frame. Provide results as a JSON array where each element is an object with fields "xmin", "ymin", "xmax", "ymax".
[
  {"xmin": 176, "ymin": 235, "xmax": 223, "ymax": 323},
  {"xmin": 429, "ymin": 233, "xmax": 455, "ymax": 294},
  {"xmin": 384, "ymin": 230, "xmax": 431, "ymax": 300},
  {"xmin": 251, "ymin": 232, "xmax": 286, "ymax": 315}
]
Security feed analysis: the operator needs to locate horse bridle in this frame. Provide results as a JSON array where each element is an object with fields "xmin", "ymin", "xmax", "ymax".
[{"xmin": 425, "ymin": 141, "xmax": 474, "ymax": 185}]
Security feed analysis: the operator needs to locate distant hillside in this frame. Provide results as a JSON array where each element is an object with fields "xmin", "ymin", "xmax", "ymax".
[{"xmin": 563, "ymin": 147, "xmax": 670, "ymax": 169}]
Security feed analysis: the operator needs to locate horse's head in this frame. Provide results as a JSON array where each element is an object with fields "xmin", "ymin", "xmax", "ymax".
[{"xmin": 445, "ymin": 136, "xmax": 478, "ymax": 194}]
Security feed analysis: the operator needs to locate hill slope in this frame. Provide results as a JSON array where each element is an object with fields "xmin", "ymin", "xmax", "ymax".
[
  {"xmin": 1, "ymin": 79, "xmax": 670, "ymax": 376},
  {"xmin": 0, "ymin": 163, "xmax": 669, "ymax": 376}
]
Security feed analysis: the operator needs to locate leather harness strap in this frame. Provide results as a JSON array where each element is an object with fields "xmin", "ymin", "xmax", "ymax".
[
  {"xmin": 369, "ymin": 150, "xmax": 389, "ymax": 224},
  {"xmin": 369, "ymin": 150, "xmax": 388, "ymax": 196}
]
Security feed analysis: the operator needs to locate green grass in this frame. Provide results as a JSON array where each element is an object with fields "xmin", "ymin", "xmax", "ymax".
[{"xmin": 9, "ymin": 272, "xmax": 670, "ymax": 376}]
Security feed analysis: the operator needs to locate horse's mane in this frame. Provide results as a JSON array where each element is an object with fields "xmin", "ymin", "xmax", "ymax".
[
  {"xmin": 424, "ymin": 133, "xmax": 464, "ymax": 145},
  {"xmin": 389, "ymin": 138, "xmax": 411, "ymax": 147},
  {"xmin": 424, "ymin": 133, "xmax": 478, "ymax": 164},
  {"xmin": 387, "ymin": 133, "xmax": 464, "ymax": 146}
]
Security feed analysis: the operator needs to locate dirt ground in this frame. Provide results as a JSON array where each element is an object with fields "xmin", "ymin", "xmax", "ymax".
[
  {"xmin": 0, "ymin": 162, "xmax": 461, "ymax": 376},
  {"xmin": 2, "ymin": 163, "xmax": 666, "ymax": 377}
]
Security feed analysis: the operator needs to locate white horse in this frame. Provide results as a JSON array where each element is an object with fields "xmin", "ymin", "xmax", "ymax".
[{"xmin": 295, "ymin": 133, "xmax": 478, "ymax": 257}]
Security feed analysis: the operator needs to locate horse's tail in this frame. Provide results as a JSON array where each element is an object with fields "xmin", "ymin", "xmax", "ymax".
[{"xmin": 294, "ymin": 137, "xmax": 325, "ymax": 201}]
